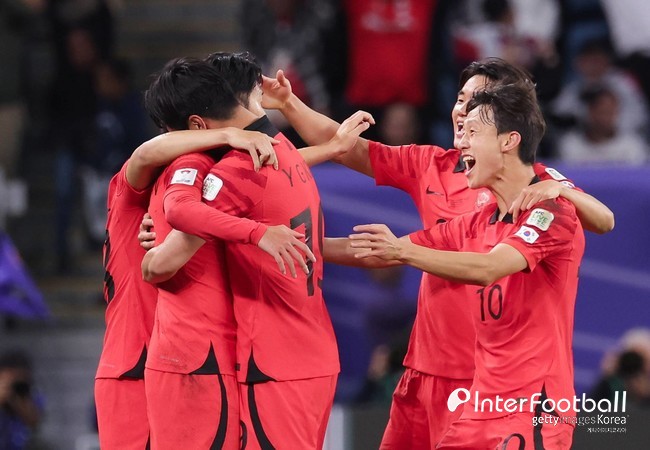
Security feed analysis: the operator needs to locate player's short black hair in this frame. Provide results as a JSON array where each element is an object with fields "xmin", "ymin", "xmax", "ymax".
[
  {"xmin": 204, "ymin": 51, "xmax": 262, "ymax": 109},
  {"xmin": 466, "ymin": 82, "xmax": 546, "ymax": 165},
  {"xmin": 458, "ymin": 57, "xmax": 536, "ymax": 96},
  {"xmin": 144, "ymin": 57, "xmax": 239, "ymax": 130}
]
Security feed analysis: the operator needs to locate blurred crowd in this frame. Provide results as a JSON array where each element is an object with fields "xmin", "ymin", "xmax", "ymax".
[{"xmin": 2, "ymin": 0, "xmax": 650, "ymax": 274}]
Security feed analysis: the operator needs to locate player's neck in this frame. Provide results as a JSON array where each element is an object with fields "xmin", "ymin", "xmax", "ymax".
[
  {"xmin": 490, "ymin": 161, "xmax": 536, "ymax": 220},
  {"xmin": 206, "ymin": 105, "xmax": 260, "ymax": 130}
]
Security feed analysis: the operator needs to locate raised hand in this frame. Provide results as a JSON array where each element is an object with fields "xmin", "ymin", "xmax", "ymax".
[{"xmin": 261, "ymin": 69, "xmax": 292, "ymax": 110}]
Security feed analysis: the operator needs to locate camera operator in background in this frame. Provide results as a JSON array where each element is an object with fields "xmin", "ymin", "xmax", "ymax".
[{"xmin": 0, "ymin": 350, "xmax": 42, "ymax": 450}]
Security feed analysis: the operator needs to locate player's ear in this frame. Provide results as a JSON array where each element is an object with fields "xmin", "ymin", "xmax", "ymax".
[
  {"xmin": 187, "ymin": 115, "xmax": 207, "ymax": 130},
  {"xmin": 501, "ymin": 131, "xmax": 521, "ymax": 154}
]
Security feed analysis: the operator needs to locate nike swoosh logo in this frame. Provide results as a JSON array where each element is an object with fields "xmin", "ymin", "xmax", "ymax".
[{"xmin": 426, "ymin": 186, "xmax": 444, "ymax": 196}]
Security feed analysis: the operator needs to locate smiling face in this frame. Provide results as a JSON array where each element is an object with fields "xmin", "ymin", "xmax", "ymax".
[
  {"xmin": 452, "ymin": 75, "xmax": 489, "ymax": 149},
  {"xmin": 458, "ymin": 105, "xmax": 508, "ymax": 190}
]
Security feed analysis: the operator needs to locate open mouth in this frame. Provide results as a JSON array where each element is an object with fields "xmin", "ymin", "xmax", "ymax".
[
  {"xmin": 463, "ymin": 155, "xmax": 476, "ymax": 174},
  {"xmin": 456, "ymin": 121, "xmax": 464, "ymax": 138}
]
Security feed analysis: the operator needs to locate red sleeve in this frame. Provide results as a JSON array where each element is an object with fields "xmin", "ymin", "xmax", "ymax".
[
  {"xmin": 369, "ymin": 141, "xmax": 445, "ymax": 193},
  {"xmin": 534, "ymin": 163, "xmax": 584, "ymax": 193},
  {"xmin": 501, "ymin": 198, "xmax": 580, "ymax": 272},
  {"xmin": 113, "ymin": 160, "xmax": 152, "ymax": 209},
  {"xmin": 162, "ymin": 154, "xmax": 268, "ymax": 244},
  {"xmin": 408, "ymin": 215, "xmax": 466, "ymax": 251},
  {"xmin": 203, "ymin": 151, "xmax": 268, "ymax": 218}
]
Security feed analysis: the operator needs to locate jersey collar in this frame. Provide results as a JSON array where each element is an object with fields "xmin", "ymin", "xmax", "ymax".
[
  {"xmin": 244, "ymin": 115, "xmax": 280, "ymax": 137},
  {"xmin": 488, "ymin": 175, "xmax": 541, "ymax": 224},
  {"xmin": 453, "ymin": 154, "xmax": 466, "ymax": 173}
]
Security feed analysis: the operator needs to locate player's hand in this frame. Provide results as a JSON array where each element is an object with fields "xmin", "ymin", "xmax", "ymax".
[
  {"xmin": 509, "ymin": 180, "xmax": 563, "ymax": 221},
  {"xmin": 330, "ymin": 110, "xmax": 375, "ymax": 155},
  {"xmin": 138, "ymin": 213, "xmax": 156, "ymax": 251},
  {"xmin": 257, "ymin": 225, "xmax": 317, "ymax": 278},
  {"xmin": 227, "ymin": 128, "xmax": 280, "ymax": 171},
  {"xmin": 348, "ymin": 224, "xmax": 403, "ymax": 261},
  {"xmin": 261, "ymin": 69, "xmax": 292, "ymax": 110}
]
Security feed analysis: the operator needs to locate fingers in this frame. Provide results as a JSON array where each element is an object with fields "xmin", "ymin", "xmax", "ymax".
[
  {"xmin": 247, "ymin": 148, "xmax": 262, "ymax": 172},
  {"xmin": 294, "ymin": 240, "xmax": 316, "ymax": 263},
  {"xmin": 276, "ymin": 69, "xmax": 286, "ymax": 84},
  {"xmin": 352, "ymin": 224, "xmax": 385, "ymax": 234},
  {"xmin": 286, "ymin": 245, "xmax": 309, "ymax": 276},
  {"xmin": 279, "ymin": 247, "xmax": 298, "ymax": 278},
  {"xmin": 273, "ymin": 253, "xmax": 287, "ymax": 275}
]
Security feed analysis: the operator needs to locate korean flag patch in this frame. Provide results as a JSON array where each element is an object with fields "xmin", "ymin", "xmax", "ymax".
[
  {"xmin": 202, "ymin": 174, "xmax": 223, "ymax": 201},
  {"xmin": 526, "ymin": 208, "xmax": 554, "ymax": 231},
  {"xmin": 515, "ymin": 226, "xmax": 539, "ymax": 244},
  {"xmin": 545, "ymin": 167, "xmax": 567, "ymax": 181},
  {"xmin": 171, "ymin": 168, "xmax": 198, "ymax": 186}
]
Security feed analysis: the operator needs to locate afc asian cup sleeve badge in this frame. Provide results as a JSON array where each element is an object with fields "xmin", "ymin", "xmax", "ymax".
[
  {"xmin": 202, "ymin": 174, "xmax": 223, "ymax": 201},
  {"xmin": 170, "ymin": 168, "xmax": 198, "ymax": 186},
  {"xmin": 526, "ymin": 208, "xmax": 555, "ymax": 231},
  {"xmin": 515, "ymin": 226, "xmax": 539, "ymax": 244}
]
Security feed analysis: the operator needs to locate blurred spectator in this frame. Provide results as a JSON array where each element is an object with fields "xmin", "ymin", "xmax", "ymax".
[
  {"xmin": 47, "ymin": 0, "xmax": 114, "ymax": 273},
  {"xmin": 240, "ymin": 0, "xmax": 334, "ymax": 144},
  {"xmin": 451, "ymin": 0, "xmax": 562, "ymax": 103},
  {"xmin": 0, "ymin": 349, "xmax": 43, "ymax": 450},
  {"xmin": 356, "ymin": 337, "xmax": 408, "ymax": 405},
  {"xmin": 80, "ymin": 58, "xmax": 150, "ymax": 245},
  {"xmin": 323, "ymin": 0, "xmax": 448, "ymax": 142},
  {"xmin": 601, "ymin": 0, "xmax": 650, "ymax": 105},
  {"xmin": 551, "ymin": 38, "xmax": 649, "ymax": 135},
  {"xmin": 378, "ymin": 103, "xmax": 423, "ymax": 146},
  {"xmin": 0, "ymin": 0, "xmax": 48, "ymax": 178},
  {"xmin": 590, "ymin": 328, "xmax": 650, "ymax": 408},
  {"xmin": 557, "ymin": 85, "xmax": 648, "ymax": 164}
]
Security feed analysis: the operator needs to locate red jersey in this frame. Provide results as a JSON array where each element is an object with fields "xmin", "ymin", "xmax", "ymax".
[
  {"xmin": 410, "ymin": 196, "xmax": 584, "ymax": 419},
  {"xmin": 344, "ymin": 0, "xmax": 437, "ymax": 106},
  {"xmin": 145, "ymin": 153, "xmax": 237, "ymax": 376},
  {"xmin": 369, "ymin": 141, "xmax": 580, "ymax": 379},
  {"xmin": 202, "ymin": 117, "xmax": 339, "ymax": 383},
  {"xmin": 96, "ymin": 161, "xmax": 157, "ymax": 379}
]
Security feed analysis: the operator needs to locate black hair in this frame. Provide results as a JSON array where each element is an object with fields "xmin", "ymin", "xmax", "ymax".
[
  {"xmin": 144, "ymin": 57, "xmax": 239, "ymax": 130},
  {"xmin": 466, "ymin": 82, "xmax": 546, "ymax": 164},
  {"xmin": 458, "ymin": 57, "xmax": 536, "ymax": 96},
  {"xmin": 204, "ymin": 51, "xmax": 262, "ymax": 108}
]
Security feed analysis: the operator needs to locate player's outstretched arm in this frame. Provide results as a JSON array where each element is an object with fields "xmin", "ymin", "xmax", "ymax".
[
  {"xmin": 298, "ymin": 111, "xmax": 374, "ymax": 167},
  {"xmin": 262, "ymin": 70, "xmax": 374, "ymax": 175},
  {"xmin": 323, "ymin": 238, "xmax": 400, "ymax": 268},
  {"xmin": 349, "ymin": 224, "xmax": 528, "ymax": 286},
  {"xmin": 126, "ymin": 128, "xmax": 280, "ymax": 190},
  {"xmin": 508, "ymin": 180, "xmax": 615, "ymax": 234},
  {"xmin": 141, "ymin": 230, "xmax": 204, "ymax": 283}
]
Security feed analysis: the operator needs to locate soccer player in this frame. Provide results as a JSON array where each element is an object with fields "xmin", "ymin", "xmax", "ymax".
[
  {"xmin": 95, "ymin": 115, "xmax": 284, "ymax": 448},
  {"xmin": 261, "ymin": 58, "xmax": 614, "ymax": 448},
  {"xmin": 140, "ymin": 64, "xmax": 371, "ymax": 450},
  {"xmin": 349, "ymin": 82, "xmax": 582, "ymax": 449}
]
